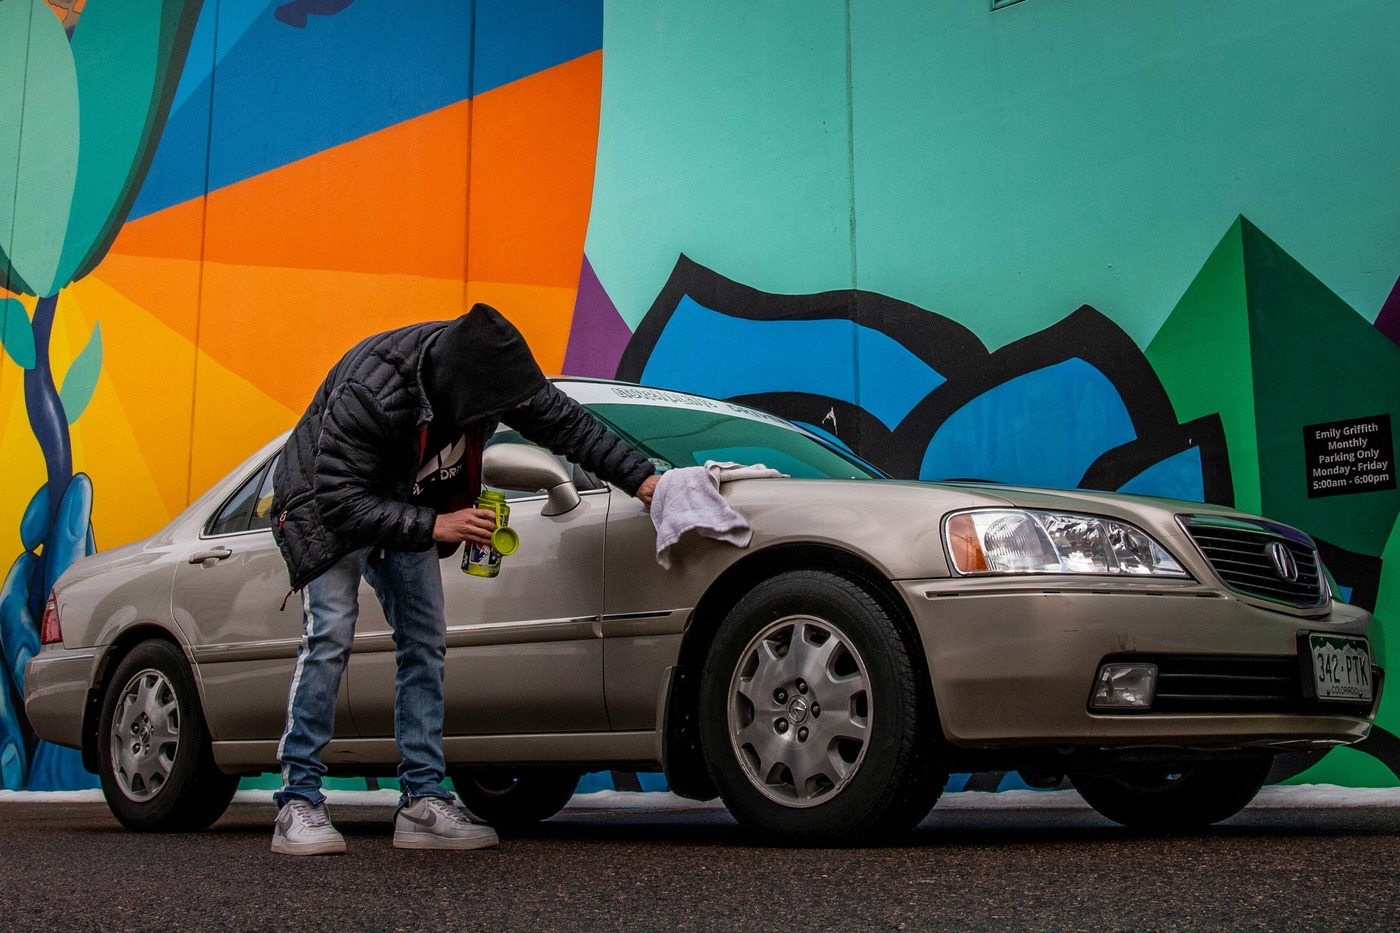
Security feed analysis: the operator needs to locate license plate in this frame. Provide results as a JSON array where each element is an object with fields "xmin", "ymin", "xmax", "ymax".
[{"xmin": 1308, "ymin": 633, "xmax": 1373, "ymax": 703}]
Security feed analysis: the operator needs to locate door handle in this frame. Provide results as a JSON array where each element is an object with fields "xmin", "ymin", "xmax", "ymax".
[{"xmin": 189, "ymin": 547, "xmax": 233, "ymax": 565}]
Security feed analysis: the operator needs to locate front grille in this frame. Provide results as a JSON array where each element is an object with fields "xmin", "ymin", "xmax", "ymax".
[{"xmin": 1180, "ymin": 516, "xmax": 1328, "ymax": 609}]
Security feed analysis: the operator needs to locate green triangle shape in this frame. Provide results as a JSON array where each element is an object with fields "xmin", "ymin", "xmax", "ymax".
[
  {"xmin": 1151, "ymin": 218, "xmax": 1400, "ymax": 788},
  {"xmin": 1146, "ymin": 217, "xmax": 1260, "ymax": 512},
  {"xmin": 1242, "ymin": 217, "xmax": 1400, "ymax": 558}
]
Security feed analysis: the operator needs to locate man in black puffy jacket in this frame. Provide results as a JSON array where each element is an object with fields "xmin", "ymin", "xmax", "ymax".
[{"xmin": 267, "ymin": 304, "xmax": 658, "ymax": 856}]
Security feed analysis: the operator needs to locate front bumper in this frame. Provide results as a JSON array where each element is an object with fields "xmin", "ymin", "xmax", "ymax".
[
  {"xmin": 23, "ymin": 649, "xmax": 98, "ymax": 750},
  {"xmin": 901, "ymin": 577, "xmax": 1378, "ymax": 752}
]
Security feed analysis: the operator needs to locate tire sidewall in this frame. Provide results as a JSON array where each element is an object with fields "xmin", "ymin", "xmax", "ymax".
[
  {"xmin": 451, "ymin": 768, "xmax": 581, "ymax": 826},
  {"xmin": 698, "ymin": 572, "xmax": 921, "ymax": 844},
  {"xmin": 1070, "ymin": 758, "xmax": 1272, "ymax": 830},
  {"xmin": 97, "ymin": 640, "xmax": 207, "ymax": 831}
]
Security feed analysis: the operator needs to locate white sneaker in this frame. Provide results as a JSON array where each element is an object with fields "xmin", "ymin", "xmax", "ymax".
[
  {"xmin": 271, "ymin": 799, "xmax": 346, "ymax": 856},
  {"xmin": 393, "ymin": 796, "xmax": 499, "ymax": 850}
]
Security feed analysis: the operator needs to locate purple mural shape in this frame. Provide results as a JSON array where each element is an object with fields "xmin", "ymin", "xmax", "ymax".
[
  {"xmin": 1376, "ymin": 275, "xmax": 1400, "ymax": 348},
  {"xmin": 563, "ymin": 256, "xmax": 636, "ymax": 378}
]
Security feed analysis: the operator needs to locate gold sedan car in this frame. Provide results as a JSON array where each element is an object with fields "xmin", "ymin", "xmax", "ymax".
[{"xmin": 25, "ymin": 380, "xmax": 1382, "ymax": 843}]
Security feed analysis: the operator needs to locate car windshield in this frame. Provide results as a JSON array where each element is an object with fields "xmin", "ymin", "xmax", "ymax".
[{"xmin": 581, "ymin": 395, "xmax": 881, "ymax": 480}]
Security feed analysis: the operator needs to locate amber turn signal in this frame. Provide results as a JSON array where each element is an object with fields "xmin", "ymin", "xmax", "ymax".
[{"xmin": 946, "ymin": 513, "xmax": 988, "ymax": 573}]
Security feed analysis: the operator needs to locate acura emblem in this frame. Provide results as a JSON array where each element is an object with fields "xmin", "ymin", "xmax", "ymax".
[{"xmin": 1266, "ymin": 541, "xmax": 1299, "ymax": 583}]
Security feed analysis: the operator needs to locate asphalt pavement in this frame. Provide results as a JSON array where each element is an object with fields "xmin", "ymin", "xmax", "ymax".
[{"xmin": 2, "ymin": 788, "xmax": 1398, "ymax": 932}]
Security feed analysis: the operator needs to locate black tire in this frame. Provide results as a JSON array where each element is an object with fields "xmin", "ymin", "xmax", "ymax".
[
  {"xmin": 698, "ymin": 570, "xmax": 945, "ymax": 845},
  {"xmin": 450, "ymin": 767, "xmax": 581, "ymax": 827},
  {"xmin": 1069, "ymin": 757, "xmax": 1272, "ymax": 831},
  {"xmin": 96, "ymin": 640, "xmax": 238, "ymax": 832}
]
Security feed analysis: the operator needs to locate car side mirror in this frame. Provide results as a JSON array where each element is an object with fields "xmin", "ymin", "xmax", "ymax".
[{"xmin": 482, "ymin": 443, "xmax": 581, "ymax": 516}]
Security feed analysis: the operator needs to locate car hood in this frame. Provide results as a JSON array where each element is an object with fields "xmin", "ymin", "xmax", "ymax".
[
  {"xmin": 939, "ymin": 482, "xmax": 1251, "ymax": 523},
  {"xmin": 720, "ymin": 475, "xmax": 1242, "ymax": 523},
  {"xmin": 713, "ymin": 476, "xmax": 1288, "ymax": 583}
]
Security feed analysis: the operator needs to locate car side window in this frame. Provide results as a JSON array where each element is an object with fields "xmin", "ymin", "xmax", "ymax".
[
  {"xmin": 207, "ymin": 456, "xmax": 278, "ymax": 536},
  {"xmin": 248, "ymin": 459, "xmax": 278, "ymax": 531}
]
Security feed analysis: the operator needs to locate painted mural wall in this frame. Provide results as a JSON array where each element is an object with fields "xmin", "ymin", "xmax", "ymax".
[{"xmin": 2, "ymin": 0, "xmax": 1397, "ymax": 792}]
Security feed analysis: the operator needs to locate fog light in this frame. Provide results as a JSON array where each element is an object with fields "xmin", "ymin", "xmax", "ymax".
[{"xmin": 1090, "ymin": 663, "xmax": 1157, "ymax": 709}]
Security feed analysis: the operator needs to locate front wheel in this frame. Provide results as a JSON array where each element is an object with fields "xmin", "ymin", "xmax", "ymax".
[
  {"xmin": 1069, "ymin": 758, "xmax": 1272, "ymax": 831},
  {"xmin": 96, "ymin": 640, "xmax": 238, "ymax": 831},
  {"xmin": 698, "ymin": 571, "xmax": 945, "ymax": 845},
  {"xmin": 450, "ymin": 768, "xmax": 581, "ymax": 827}
]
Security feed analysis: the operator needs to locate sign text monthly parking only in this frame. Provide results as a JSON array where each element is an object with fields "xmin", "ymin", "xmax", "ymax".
[{"xmin": 1304, "ymin": 414, "xmax": 1396, "ymax": 499}]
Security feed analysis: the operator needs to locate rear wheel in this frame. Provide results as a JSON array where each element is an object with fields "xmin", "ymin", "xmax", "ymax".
[
  {"xmin": 1070, "ymin": 758, "xmax": 1272, "ymax": 830},
  {"xmin": 96, "ymin": 640, "xmax": 238, "ymax": 831},
  {"xmin": 698, "ymin": 571, "xmax": 945, "ymax": 845},
  {"xmin": 450, "ymin": 767, "xmax": 581, "ymax": 827}
]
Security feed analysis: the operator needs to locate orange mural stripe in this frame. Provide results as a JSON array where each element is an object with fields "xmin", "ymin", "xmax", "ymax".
[
  {"xmin": 196, "ymin": 262, "xmax": 468, "ymax": 412},
  {"xmin": 469, "ymin": 51, "xmax": 601, "ymax": 291},
  {"xmin": 199, "ymin": 101, "xmax": 472, "ymax": 277},
  {"xmin": 109, "ymin": 106, "xmax": 472, "ymax": 277},
  {"xmin": 108, "ymin": 196, "xmax": 206, "ymax": 262},
  {"xmin": 85, "ymin": 252, "xmax": 203, "ymax": 343}
]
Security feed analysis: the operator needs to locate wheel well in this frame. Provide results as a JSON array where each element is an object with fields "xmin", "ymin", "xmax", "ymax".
[
  {"xmin": 80, "ymin": 623, "xmax": 186, "ymax": 774},
  {"xmin": 661, "ymin": 543, "xmax": 941, "ymax": 799}
]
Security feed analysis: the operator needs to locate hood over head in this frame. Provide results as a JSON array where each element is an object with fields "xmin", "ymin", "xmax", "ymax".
[{"xmin": 424, "ymin": 304, "xmax": 547, "ymax": 428}]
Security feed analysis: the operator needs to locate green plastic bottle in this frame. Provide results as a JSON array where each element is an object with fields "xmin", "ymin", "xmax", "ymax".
[{"xmin": 462, "ymin": 489, "xmax": 519, "ymax": 578}]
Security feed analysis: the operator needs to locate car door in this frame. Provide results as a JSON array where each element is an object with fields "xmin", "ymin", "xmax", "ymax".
[
  {"xmin": 347, "ymin": 431, "xmax": 610, "ymax": 737},
  {"xmin": 170, "ymin": 456, "xmax": 356, "ymax": 742}
]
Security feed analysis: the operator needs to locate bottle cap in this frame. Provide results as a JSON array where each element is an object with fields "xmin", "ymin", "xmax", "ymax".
[{"xmin": 490, "ymin": 525, "xmax": 520, "ymax": 556}]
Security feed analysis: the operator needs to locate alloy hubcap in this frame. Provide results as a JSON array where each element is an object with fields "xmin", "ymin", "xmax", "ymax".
[
  {"xmin": 727, "ymin": 615, "xmax": 870, "ymax": 807},
  {"xmin": 109, "ymin": 669, "xmax": 180, "ymax": 802}
]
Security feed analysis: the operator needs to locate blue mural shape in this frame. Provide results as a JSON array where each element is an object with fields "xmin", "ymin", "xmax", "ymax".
[
  {"xmin": 920, "ymin": 359, "xmax": 1136, "ymax": 488},
  {"xmin": 0, "ymin": 476, "xmax": 100, "ymax": 791},
  {"xmin": 641, "ymin": 295, "xmax": 946, "ymax": 431},
  {"xmin": 1118, "ymin": 447, "xmax": 1206, "ymax": 502}
]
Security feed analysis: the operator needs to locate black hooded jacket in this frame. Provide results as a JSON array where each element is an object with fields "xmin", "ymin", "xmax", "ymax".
[{"xmin": 271, "ymin": 305, "xmax": 654, "ymax": 590}]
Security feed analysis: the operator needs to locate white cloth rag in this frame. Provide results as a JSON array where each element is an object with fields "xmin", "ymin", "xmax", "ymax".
[{"xmin": 651, "ymin": 461, "xmax": 786, "ymax": 569}]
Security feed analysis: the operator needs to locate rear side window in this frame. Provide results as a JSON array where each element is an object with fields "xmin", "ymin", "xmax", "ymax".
[{"xmin": 207, "ymin": 456, "xmax": 278, "ymax": 536}]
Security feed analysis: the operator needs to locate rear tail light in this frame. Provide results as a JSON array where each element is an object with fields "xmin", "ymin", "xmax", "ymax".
[{"xmin": 40, "ymin": 593, "xmax": 62, "ymax": 645}]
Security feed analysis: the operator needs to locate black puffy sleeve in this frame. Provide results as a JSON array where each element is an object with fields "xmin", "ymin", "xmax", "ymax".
[{"xmin": 502, "ymin": 383, "xmax": 655, "ymax": 496}]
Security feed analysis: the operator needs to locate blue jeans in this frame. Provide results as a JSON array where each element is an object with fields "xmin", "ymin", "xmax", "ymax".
[{"xmin": 275, "ymin": 546, "xmax": 454, "ymax": 808}]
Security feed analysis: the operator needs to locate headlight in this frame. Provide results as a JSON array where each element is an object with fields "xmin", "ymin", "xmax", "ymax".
[{"xmin": 945, "ymin": 509, "xmax": 1187, "ymax": 577}]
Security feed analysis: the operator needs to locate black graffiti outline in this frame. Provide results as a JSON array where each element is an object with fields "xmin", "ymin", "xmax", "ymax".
[{"xmin": 619, "ymin": 255, "xmax": 1235, "ymax": 502}]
